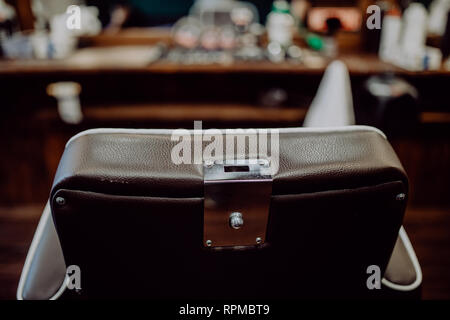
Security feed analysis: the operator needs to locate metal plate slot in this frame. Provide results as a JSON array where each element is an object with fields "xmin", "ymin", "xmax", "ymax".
[{"xmin": 203, "ymin": 159, "xmax": 273, "ymax": 248}]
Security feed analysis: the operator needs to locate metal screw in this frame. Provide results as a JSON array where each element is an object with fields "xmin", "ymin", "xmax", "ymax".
[
  {"xmin": 396, "ymin": 193, "xmax": 406, "ymax": 201},
  {"xmin": 258, "ymin": 159, "xmax": 269, "ymax": 168},
  {"xmin": 256, "ymin": 237, "xmax": 262, "ymax": 244},
  {"xmin": 206, "ymin": 240, "xmax": 212, "ymax": 247},
  {"xmin": 55, "ymin": 197, "xmax": 66, "ymax": 206},
  {"xmin": 229, "ymin": 212, "xmax": 244, "ymax": 230},
  {"xmin": 204, "ymin": 159, "xmax": 214, "ymax": 168}
]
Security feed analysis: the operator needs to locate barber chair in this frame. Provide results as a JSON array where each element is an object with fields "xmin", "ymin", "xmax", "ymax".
[
  {"xmin": 355, "ymin": 74, "xmax": 420, "ymax": 138},
  {"xmin": 17, "ymin": 61, "xmax": 422, "ymax": 300}
]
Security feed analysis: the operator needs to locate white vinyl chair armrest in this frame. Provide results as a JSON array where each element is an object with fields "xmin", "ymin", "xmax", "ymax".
[
  {"xmin": 17, "ymin": 202, "xmax": 68, "ymax": 300},
  {"xmin": 382, "ymin": 226, "xmax": 423, "ymax": 292}
]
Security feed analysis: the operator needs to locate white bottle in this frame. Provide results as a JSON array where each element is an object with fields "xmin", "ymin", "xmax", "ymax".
[
  {"xmin": 428, "ymin": 0, "xmax": 450, "ymax": 36},
  {"xmin": 379, "ymin": 9, "xmax": 402, "ymax": 62},
  {"xmin": 401, "ymin": 3, "xmax": 428, "ymax": 54},
  {"xmin": 266, "ymin": 1, "xmax": 295, "ymax": 47}
]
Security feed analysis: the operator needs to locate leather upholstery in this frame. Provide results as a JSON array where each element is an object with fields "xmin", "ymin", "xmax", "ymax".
[
  {"xmin": 18, "ymin": 203, "xmax": 421, "ymax": 299},
  {"xmin": 43, "ymin": 127, "xmax": 410, "ymax": 298},
  {"xmin": 51, "ymin": 128, "xmax": 407, "ymax": 199}
]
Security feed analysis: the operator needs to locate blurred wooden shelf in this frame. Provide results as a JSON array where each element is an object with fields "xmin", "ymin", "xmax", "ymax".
[
  {"xmin": 420, "ymin": 112, "xmax": 450, "ymax": 124},
  {"xmin": 36, "ymin": 103, "xmax": 308, "ymax": 123},
  {"xmin": 1, "ymin": 53, "xmax": 449, "ymax": 77},
  {"xmin": 79, "ymin": 28, "xmax": 172, "ymax": 47}
]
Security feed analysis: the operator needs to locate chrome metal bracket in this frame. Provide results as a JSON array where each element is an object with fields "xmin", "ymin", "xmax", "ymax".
[{"xmin": 203, "ymin": 159, "xmax": 273, "ymax": 248}]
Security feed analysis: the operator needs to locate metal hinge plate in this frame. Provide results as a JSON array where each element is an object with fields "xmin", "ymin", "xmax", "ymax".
[{"xmin": 203, "ymin": 159, "xmax": 273, "ymax": 248}]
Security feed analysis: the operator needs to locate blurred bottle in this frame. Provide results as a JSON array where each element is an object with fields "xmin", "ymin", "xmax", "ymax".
[
  {"xmin": 428, "ymin": 0, "xmax": 450, "ymax": 36},
  {"xmin": 47, "ymin": 82, "xmax": 83, "ymax": 125},
  {"xmin": 0, "ymin": 0, "xmax": 18, "ymax": 57},
  {"xmin": 442, "ymin": 11, "xmax": 450, "ymax": 59},
  {"xmin": 266, "ymin": 1, "xmax": 295, "ymax": 47},
  {"xmin": 379, "ymin": 7, "xmax": 402, "ymax": 62},
  {"xmin": 400, "ymin": 3, "xmax": 428, "ymax": 54}
]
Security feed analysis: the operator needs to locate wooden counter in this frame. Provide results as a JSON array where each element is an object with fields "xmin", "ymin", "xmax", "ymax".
[{"xmin": 1, "ymin": 53, "xmax": 449, "ymax": 76}]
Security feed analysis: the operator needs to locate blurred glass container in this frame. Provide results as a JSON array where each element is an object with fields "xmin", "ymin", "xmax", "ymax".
[
  {"xmin": 1, "ymin": 32, "xmax": 34, "ymax": 59},
  {"xmin": 200, "ymin": 26, "xmax": 221, "ymax": 50},
  {"xmin": 32, "ymin": 0, "xmax": 82, "ymax": 30},
  {"xmin": 47, "ymin": 82, "xmax": 83, "ymax": 125},
  {"xmin": 0, "ymin": 0, "xmax": 18, "ymax": 38},
  {"xmin": 172, "ymin": 16, "xmax": 202, "ymax": 49},
  {"xmin": 235, "ymin": 45, "xmax": 264, "ymax": 61},
  {"xmin": 219, "ymin": 26, "xmax": 236, "ymax": 49},
  {"xmin": 31, "ymin": 31, "xmax": 51, "ymax": 59},
  {"xmin": 266, "ymin": 41, "xmax": 285, "ymax": 63},
  {"xmin": 287, "ymin": 44, "xmax": 302, "ymax": 62},
  {"xmin": 230, "ymin": 3, "xmax": 259, "ymax": 32}
]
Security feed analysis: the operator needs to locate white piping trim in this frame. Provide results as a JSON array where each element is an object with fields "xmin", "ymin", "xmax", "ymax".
[
  {"xmin": 66, "ymin": 126, "xmax": 387, "ymax": 148},
  {"xmin": 382, "ymin": 226, "xmax": 423, "ymax": 292},
  {"xmin": 49, "ymin": 276, "xmax": 69, "ymax": 300},
  {"xmin": 17, "ymin": 202, "xmax": 68, "ymax": 300}
]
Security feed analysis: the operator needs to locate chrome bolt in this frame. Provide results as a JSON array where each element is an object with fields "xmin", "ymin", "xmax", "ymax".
[
  {"xmin": 204, "ymin": 159, "xmax": 214, "ymax": 168},
  {"xmin": 229, "ymin": 212, "xmax": 244, "ymax": 230},
  {"xmin": 258, "ymin": 159, "xmax": 269, "ymax": 167},
  {"xmin": 206, "ymin": 240, "xmax": 212, "ymax": 247},
  {"xmin": 256, "ymin": 237, "xmax": 262, "ymax": 244},
  {"xmin": 55, "ymin": 197, "xmax": 66, "ymax": 206},
  {"xmin": 396, "ymin": 193, "xmax": 406, "ymax": 201}
]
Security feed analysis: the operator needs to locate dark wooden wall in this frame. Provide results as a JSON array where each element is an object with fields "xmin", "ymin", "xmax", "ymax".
[{"xmin": 1, "ymin": 70, "xmax": 449, "ymax": 207}]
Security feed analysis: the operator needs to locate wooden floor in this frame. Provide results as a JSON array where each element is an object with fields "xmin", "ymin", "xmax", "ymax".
[
  {"xmin": 0, "ymin": 204, "xmax": 449, "ymax": 300},
  {"xmin": 0, "ymin": 205, "xmax": 42, "ymax": 300},
  {"xmin": 403, "ymin": 206, "xmax": 450, "ymax": 299}
]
